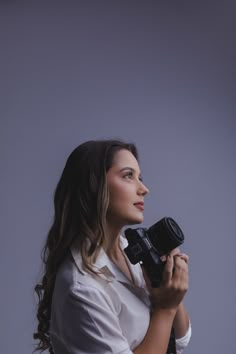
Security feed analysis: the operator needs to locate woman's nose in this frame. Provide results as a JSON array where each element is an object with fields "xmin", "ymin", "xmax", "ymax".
[{"xmin": 138, "ymin": 181, "xmax": 149, "ymax": 195}]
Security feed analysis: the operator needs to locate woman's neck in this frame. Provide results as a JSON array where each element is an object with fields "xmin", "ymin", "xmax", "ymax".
[{"xmin": 104, "ymin": 223, "xmax": 123, "ymax": 260}]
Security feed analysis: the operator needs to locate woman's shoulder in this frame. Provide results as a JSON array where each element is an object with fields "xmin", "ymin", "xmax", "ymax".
[
  {"xmin": 52, "ymin": 251, "xmax": 121, "ymax": 315},
  {"xmin": 54, "ymin": 251, "xmax": 112, "ymax": 297}
]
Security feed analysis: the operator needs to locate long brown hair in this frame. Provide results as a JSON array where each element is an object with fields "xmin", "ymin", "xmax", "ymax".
[{"xmin": 33, "ymin": 139, "xmax": 138, "ymax": 353}]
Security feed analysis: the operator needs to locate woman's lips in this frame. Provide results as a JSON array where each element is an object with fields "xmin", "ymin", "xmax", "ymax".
[{"xmin": 134, "ymin": 202, "xmax": 144, "ymax": 211}]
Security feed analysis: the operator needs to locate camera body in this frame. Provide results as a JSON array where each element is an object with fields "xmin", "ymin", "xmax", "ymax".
[{"xmin": 124, "ymin": 217, "xmax": 185, "ymax": 287}]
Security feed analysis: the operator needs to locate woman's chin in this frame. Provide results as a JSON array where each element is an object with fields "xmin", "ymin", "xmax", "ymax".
[{"xmin": 127, "ymin": 215, "xmax": 144, "ymax": 225}]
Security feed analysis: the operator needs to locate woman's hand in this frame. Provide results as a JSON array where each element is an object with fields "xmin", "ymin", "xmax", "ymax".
[
  {"xmin": 135, "ymin": 249, "xmax": 190, "ymax": 354},
  {"xmin": 146, "ymin": 249, "xmax": 189, "ymax": 311}
]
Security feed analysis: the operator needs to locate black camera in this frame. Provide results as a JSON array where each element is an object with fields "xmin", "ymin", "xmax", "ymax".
[{"xmin": 124, "ymin": 217, "xmax": 185, "ymax": 287}]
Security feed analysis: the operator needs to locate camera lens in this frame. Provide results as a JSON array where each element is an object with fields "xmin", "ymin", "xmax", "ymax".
[{"xmin": 147, "ymin": 217, "xmax": 184, "ymax": 255}]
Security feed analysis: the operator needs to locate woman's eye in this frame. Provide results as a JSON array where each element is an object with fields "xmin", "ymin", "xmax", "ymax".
[{"xmin": 124, "ymin": 172, "xmax": 133, "ymax": 179}]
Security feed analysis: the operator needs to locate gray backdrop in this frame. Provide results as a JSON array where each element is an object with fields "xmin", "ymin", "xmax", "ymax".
[{"xmin": 1, "ymin": 1, "xmax": 235, "ymax": 353}]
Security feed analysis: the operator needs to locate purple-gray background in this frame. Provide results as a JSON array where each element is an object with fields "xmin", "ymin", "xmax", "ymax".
[{"xmin": 1, "ymin": 1, "xmax": 235, "ymax": 353}]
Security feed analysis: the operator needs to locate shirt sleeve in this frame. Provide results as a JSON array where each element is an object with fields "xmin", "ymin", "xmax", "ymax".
[
  {"xmin": 176, "ymin": 322, "xmax": 192, "ymax": 354},
  {"xmin": 61, "ymin": 281, "xmax": 133, "ymax": 354}
]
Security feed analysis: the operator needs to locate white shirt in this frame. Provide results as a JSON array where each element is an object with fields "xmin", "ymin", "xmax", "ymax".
[{"xmin": 50, "ymin": 236, "xmax": 191, "ymax": 354}]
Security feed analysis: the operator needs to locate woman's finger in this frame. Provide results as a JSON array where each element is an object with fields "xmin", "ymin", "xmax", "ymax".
[
  {"xmin": 175, "ymin": 253, "xmax": 189, "ymax": 263},
  {"xmin": 162, "ymin": 255, "xmax": 174, "ymax": 284}
]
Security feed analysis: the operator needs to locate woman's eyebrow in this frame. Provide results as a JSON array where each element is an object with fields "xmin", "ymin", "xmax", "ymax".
[{"xmin": 119, "ymin": 167, "xmax": 135, "ymax": 172}]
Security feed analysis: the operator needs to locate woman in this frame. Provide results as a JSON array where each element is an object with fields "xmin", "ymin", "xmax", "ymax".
[{"xmin": 34, "ymin": 139, "xmax": 191, "ymax": 354}]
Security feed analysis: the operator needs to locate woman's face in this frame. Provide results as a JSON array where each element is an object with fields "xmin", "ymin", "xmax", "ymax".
[{"xmin": 106, "ymin": 149, "xmax": 149, "ymax": 228}]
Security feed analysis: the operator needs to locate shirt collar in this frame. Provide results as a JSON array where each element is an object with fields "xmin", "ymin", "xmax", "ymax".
[{"xmin": 70, "ymin": 236, "xmax": 135, "ymax": 284}]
